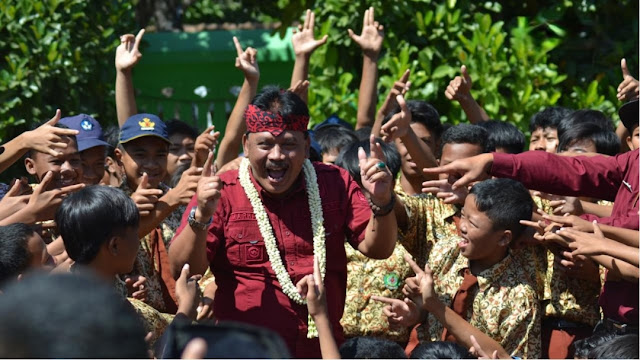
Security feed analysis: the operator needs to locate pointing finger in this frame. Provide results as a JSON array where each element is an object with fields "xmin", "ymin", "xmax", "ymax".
[
  {"xmin": 403, "ymin": 253, "xmax": 424, "ymax": 275},
  {"xmin": 45, "ymin": 109, "xmax": 62, "ymax": 126},
  {"xmin": 233, "ymin": 36, "xmax": 244, "ymax": 57},
  {"xmin": 132, "ymin": 29, "xmax": 145, "ymax": 53},
  {"xmin": 621, "ymin": 58, "xmax": 631, "ymax": 77}
]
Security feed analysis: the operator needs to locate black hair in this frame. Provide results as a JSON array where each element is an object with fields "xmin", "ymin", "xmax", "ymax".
[
  {"xmin": 314, "ymin": 125, "xmax": 359, "ymax": 155},
  {"xmin": 469, "ymin": 178, "xmax": 533, "ymax": 239},
  {"xmin": 410, "ymin": 341, "xmax": 474, "ymax": 359},
  {"xmin": 0, "ymin": 273, "xmax": 147, "ymax": 358},
  {"xmin": 438, "ymin": 124, "xmax": 491, "ymax": 158},
  {"xmin": 529, "ymin": 106, "xmax": 573, "ymax": 132},
  {"xmin": 384, "ymin": 100, "xmax": 444, "ymax": 140},
  {"xmin": 476, "ymin": 120, "xmax": 525, "ymax": 154},
  {"xmin": 355, "ymin": 126, "xmax": 373, "ymax": 142},
  {"xmin": 557, "ymin": 109, "xmax": 615, "ymax": 135},
  {"xmin": 102, "ymin": 124, "xmax": 120, "ymax": 158},
  {"xmin": 56, "ymin": 185, "xmax": 139, "ymax": 264},
  {"xmin": 587, "ymin": 333, "xmax": 639, "ymax": 359},
  {"xmin": 166, "ymin": 119, "xmax": 198, "ymax": 140},
  {"xmin": 0, "ymin": 223, "xmax": 37, "ymax": 286},
  {"xmin": 170, "ymin": 161, "xmax": 191, "ymax": 188},
  {"xmin": 335, "ymin": 138, "xmax": 401, "ymax": 185},
  {"xmin": 25, "ymin": 123, "xmax": 77, "ymax": 159},
  {"xmin": 557, "ymin": 121, "xmax": 620, "ymax": 156},
  {"xmin": 339, "ymin": 336, "xmax": 408, "ymax": 359},
  {"xmin": 573, "ymin": 331, "xmax": 618, "ymax": 359},
  {"xmin": 251, "ymin": 85, "xmax": 309, "ymax": 119}
]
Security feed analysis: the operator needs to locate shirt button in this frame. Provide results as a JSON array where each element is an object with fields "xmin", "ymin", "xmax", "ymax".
[
  {"xmin": 356, "ymin": 312, "xmax": 361, "ymax": 318},
  {"xmin": 359, "ymin": 287, "xmax": 364, "ymax": 293},
  {"xmin": 238, "ymin": 234, "xmax": 243, "ymax": 238},
  {"xmin": 285, "ymin": 231, "xmax": 290, "ymax": 236}
]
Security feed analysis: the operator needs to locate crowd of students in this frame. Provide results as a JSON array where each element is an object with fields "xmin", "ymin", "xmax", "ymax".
[{"xmin": 0, "ymin": 7, "xmax": 637, "ymax": 359}]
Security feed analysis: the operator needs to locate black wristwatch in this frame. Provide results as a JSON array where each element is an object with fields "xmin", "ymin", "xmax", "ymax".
[{"xmin": 188, "ymin": 207, "xmax": 212, "ymax": 231}]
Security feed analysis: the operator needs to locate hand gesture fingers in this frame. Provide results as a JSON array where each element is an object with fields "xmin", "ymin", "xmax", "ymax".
[{"xmin": 133, "ymin": 29, "xmax": 145, "ymax": 53}]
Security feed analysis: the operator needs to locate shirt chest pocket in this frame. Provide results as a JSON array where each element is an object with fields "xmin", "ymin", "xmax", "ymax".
[{"xmin": 226, "ymin": 222, "xmax": 267, "ymax": 267}]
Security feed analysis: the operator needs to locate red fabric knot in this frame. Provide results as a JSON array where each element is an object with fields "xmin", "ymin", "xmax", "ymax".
[{"xmin": 244, "ymin": 104, "xmax": 309, "ymax": 136}]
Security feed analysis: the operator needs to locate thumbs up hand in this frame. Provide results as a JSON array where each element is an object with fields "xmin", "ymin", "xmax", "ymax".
[
  {"xmin": 617, "ymin": 58, "xmax": 639, "ymax": 102},
  {"xmin": 445, "ymin": 65, "xmax": 473, "ymax": 103},
  {"xmin": 131, "ymin": 172, "xmax": 163, "ymax": 217}
]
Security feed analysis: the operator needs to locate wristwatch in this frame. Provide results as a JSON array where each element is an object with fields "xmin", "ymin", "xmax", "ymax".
[{"xmin": 188, "ymin": 207, "xmax": 212, "ymax": 231}]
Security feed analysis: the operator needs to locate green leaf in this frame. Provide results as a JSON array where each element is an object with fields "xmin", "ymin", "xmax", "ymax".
[
  {"xmin": 547, "ymin": 23, "xmax": 566, "ymax": 37},
  {"xmin": 431, "ymin": 65, "xmax": 454, "ymax": 79}
]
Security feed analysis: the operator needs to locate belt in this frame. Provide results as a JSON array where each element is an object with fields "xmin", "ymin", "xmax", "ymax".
[{"xmin": 543, "ymin": 317, "xmax": 592, "ymax": 329}]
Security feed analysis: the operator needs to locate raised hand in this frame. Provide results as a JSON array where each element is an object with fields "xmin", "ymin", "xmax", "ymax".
[
  {"xmin": 124, "ymin": 275, "xmax": 148, "ymax": 303},
  {"xmin": 371, "ymin": 295, "xmax": 421, "ymax": 328},
  {"xmin": 359, "ymin": 135, "xmax": 393, "ymax": 207},
  {"xmin": 289, "ymin": 79, "xmax": 310, "ymax": 99},
  {"xmin": 404, "ymin": 254, "xmax": 440, "ymax": 311},
  {"xmin": 197, "ymin": 280, "xmax": 217, "ymax": 322},
  {"xmin": 422, "ymin": 153, "xmax": 494, "ymax": 190},
  {"xmin": 348, "ymin": 7, "xmax": 384, "ymax": 59},
  {"xmin": 617, "ymin": 58, "xmax": 639, "ymax": 102},
  {"xmin": 422, "ymin": 178, "xmax": 468, "ymax": 204},
  {"xmin": 445, "ymin": 65, "xmax": 473, "ymax": 102},
  {"xmin": 196, "ymin": 151, "xmax": 222, "ymax": 221},
  {"xmin": 233, "ymin": 36, "xmax": 260, "ymax": 81},
  {"xmin": 23, "ymin": 110, "xmax": 79, "ymax": 157},
  {"xmin": 130, "ymin": 172, "xmax": 163, "ymax": 217},
  {"xmin": 295, "ymin": 256, "xmax": 327, "ymax": 318},
  {"xmin": 381, "ymin": 94, "xmax": 411, "ymax": 142},
  {"xmin": 559, "ymin": 221, "xmax": 606, "ymax": 257},
  {"xmin": 0, "ymin": 180, "xmax": 30, "ymax": 222},
  {"xmin": 115, "ymin": 29, "xmax": 145, "ymax": 72},
  {"xmin": 175, "ymin": 263, "xmax": 202, "ymax": 320},
  {"xmin": 25, "ymin": 171, "xmax": 84, "ymax": 222},
  {"xmin": 169, "ymin": 166, "xmax": 203, "ymax": 206},
  {"xmin": 539, "ymin": 211, "xmax": 594, "ymax": 232},
  {"xmin": 193, "ymin": 125, "xmax": 220, "ymax": 168},
  {"xmin": 378, "ymin": 70, "xmax": 411, "ymax": 118},
  {"xmin": 291, "ymin": 9, "xmax": 328, "ymax": 57},
  {"xmin": 469, "ymin": 335, "xmax": 499, "ymax": 359}
]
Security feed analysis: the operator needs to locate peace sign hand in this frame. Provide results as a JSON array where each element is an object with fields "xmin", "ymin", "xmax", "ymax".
[
  {"xmin": 292, "ymin": 9, "xmax": 328, "ymax": 57},
  {"xmin": 348, "ymin": 7, "xmax": 384, "ymax": 59},
  {"xmin": 115, "ymin": 29, "xmax": 145, "ymax": 72}
]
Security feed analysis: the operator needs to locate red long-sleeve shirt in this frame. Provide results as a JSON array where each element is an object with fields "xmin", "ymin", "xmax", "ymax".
[
  {"xmin": 175, "ymin": 163, "xmax": 371, "ymax": 357},
  {"xmin": 491, "ymin": 150, "xmax": 639, "ymax": 324}
]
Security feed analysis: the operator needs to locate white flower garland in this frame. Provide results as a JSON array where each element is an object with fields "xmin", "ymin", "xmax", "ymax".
[{"xmin": 238, "ymin": 157, "xmax": 326, "ymax": 338}]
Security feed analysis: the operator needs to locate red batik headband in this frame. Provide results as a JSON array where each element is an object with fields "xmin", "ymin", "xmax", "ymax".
[{"xmin": 244, "ymin": 104, "xmax": 309, "ymax": 136}]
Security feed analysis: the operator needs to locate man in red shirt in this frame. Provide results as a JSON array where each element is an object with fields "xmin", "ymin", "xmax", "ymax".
[{"xmin": 170, "ymin": 86, "xmax": 397, "ymax": 357}]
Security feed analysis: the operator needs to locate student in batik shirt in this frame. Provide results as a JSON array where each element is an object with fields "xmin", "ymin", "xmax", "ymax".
[
  {"xmin": 56, "ymin": 185, "xmax": 201, "ymax": 350},
  {"xmin": 379, "ymin": 179, "xmax": 541, "ymax": 359}
]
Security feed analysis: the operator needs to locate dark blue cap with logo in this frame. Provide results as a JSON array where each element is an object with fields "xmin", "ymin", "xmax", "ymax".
[
  {"xmin": 119, "ymin": 113, "xmax": 170, "ymax": 144},
  {"xmin": 59, "ymin": 114, "xmax": 110, "ymax": 152}
]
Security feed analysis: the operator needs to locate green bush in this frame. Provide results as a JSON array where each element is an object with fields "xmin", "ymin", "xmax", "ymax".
[
  {"xmin": 188, "ymin": 0, "xmax": 638, "ymax": 131},
  {"xmin": 0, "ymin": 0, "xmax": 135, "ymax": 142}
]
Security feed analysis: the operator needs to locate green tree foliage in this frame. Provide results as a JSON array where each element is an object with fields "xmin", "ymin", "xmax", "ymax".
[
  {"xmin": 185, "ymin": 0, "xmax": 638, "ymax": 131},
  {"xmin": 0, "ymin": 0, "xmax": 135, "ymax": 142}
]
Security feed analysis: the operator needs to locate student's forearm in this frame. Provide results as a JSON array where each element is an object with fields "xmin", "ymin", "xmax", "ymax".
[
  {"xmin": 399, "ymin": 128, "xmax": 438, "ymax": 180},
  {"xmin": 290, "ymin": 54, "xmax": 310, "ymax": 104},
  {"xmin": 427, "ymin": 300, "xmax": 511, "ymax": 358},
  {"xmin": 313, "ymin": 314, "xmax": 341, "ymax": 359},
  {"xmin": 216, "ymin": 78, "xmax": 258, "ymax": 168},
  {"xmin": 581, "ymin": 201, "xmax": 613, "ymax": 218},
  {"xmin": 169, "ymin": 225, "xmax": 209, "ymax": 279},
  {"xmin": 591, "ymin": 254, "xmax": 639, "ymax": 281},
  {"xmin": 136, "ymin": 193, "xmax": 181, "ymax": 239},
  {"xmin": 457, "ymin": 96, "xmax": 489, "ymax": 124},
  {"xmin": 0, "ymin": 206, "xmax": 37, "ymax": 226},
  {"xmin": 599, "ymin": 224, "xmax": 639, "ymax": 247},
  {"xmin": 116, "ymin": 69, "xmax": 138, "ymax": 127},
  {"xmin": 356, "ymin": 56, "xmax": 378, "ymax": 130},
  {"xmin": 371, "ymin": 111, "xmax": 385, "ymax": 138},
  {"xmin": 359, "ymin": 211, "xmax": 397, "ymax": 259},
  {"xmin": 589, "ymin": 239, "xmax": 639, "ymax": 267},
  {"xmin": 0, "ymin": 134, "xmax": 29, "ymax": 174}
]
